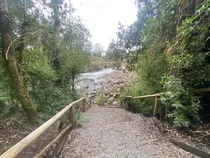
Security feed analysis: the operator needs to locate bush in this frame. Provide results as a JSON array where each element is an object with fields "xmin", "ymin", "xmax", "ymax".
[
  {"xmin": 0, "ymin": 55, "xmax": 21, "ymax": 119},
  {"xmin": 119, "ymin": 85, "xmax": 153, "ymax": 116},
  {"xmin": 97, "ymin": 92, "xmax": 106, "ymax": 106},
  {"xmin": 160, "ymin": 75, "xmax": 201, "ymax": 128},
  {"xmin": 119, "ymin": 52, "xmax": 168, "ymax": 116},
  {"xmin": 74, "ymin": 113, "xmax": 86, "ymax": 127}
]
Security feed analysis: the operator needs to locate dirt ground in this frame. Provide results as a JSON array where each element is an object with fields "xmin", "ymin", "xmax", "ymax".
[{"xmin": 61, "ymin": 106, "xmax": 198, "ymax": 158}]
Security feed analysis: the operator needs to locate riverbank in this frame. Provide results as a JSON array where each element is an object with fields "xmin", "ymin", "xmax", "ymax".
[{"xmin": 76, "ymin": 68, "xmax": 136, "ymax": 105}]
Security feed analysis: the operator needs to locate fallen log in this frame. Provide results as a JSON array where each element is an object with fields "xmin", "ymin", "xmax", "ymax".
[
  {"xmin": 152, "ymin": 118, "xmax": 166, "ymax": 135},
  {"xmin": 170, "ymin": 138, "xmax": 210, "ymax": 158}
]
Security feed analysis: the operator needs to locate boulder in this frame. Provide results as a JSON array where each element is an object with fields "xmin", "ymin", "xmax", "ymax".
[
  {"xmin": 113, "ymin": 93, "xmax": 118, "ymax": 98},
  {"xmin": 108, "ymin": 97, "xmax": 115, "ymax": 103},
  {"xmin": 113, "ymin": 101, "xmax": 118, "ymax": 105}
]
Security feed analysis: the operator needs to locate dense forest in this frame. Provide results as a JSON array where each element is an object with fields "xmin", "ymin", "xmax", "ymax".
[
  {"xmin": 108, "ymin": 0, "xmax": 210, "ymax": 128},
  {"xmin": 0, "ymin": 0, "xmax": 93, "ymax": 124},
  {"xmin": 1, "ymin": 0, "xmax": 210, "ymax": 130}
]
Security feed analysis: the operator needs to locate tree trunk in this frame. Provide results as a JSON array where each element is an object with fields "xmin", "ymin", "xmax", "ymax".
[
  {"xmin": 178, "ymin": 0, "xmax": 205, "ymax": 26},
  {"xmin": 52, "ymin": 0, "xmax": 61, "ymax": 70},
  {"xmin": 0, "ymin": 0, "xmax": 38, "ymax": 125}
]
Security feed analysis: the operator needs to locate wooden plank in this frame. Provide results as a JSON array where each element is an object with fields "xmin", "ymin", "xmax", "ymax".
[
  {"xmin": 33, "ymin": 125, "xmax": 71, "ymax": 158},
  {"xmin": 82, "ymin": 100, "xmax": 85, "ymax": 112},
  {"xmin": 131, "ymin": 97, "xmax": 134, "ymax": 112},
  {"xmin": 52, "ymin": 127, "xmax": 69, "ymax": 157},
  {"xmin": 133, "ymin": 93, "xmax": 160, "ymax": 99},
  {"xmin": 0, "ymin": 97, "xmax": 89, "ymax": 158},
  {"xmin": 127, "ymin": 97, "xmax": 133, "ymax": 111},
  {"xmin": 152, "ymin": 118, "xmax": 166, "ymax": 135},
  {"xmin": 132, "ymin": 92, "xmax": 172, "ymax": 99},
  {"xmin": 127, "ymin": 88, "xmax": 210, "ymax": 101},
  {"xmin": 69, "ymin": 107, "xmax": 74, "ymax": 129},
  {"xmin": 85, "ymin": 100, "xmax": 90, "ymax": 107},
  {"xmin": 170, "ymin": 138, "xmax": 210, "ymax": 158},
  {"xmin": 193, "ymin": 88, "xmax": 210, "ymax": 94},
  {"xmin": 153, "ymin": 97, "xmax": 159, "ymax": 117}
]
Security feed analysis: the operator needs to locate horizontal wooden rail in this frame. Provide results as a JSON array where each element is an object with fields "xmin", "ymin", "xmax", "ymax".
[
  {"xmin": 193, "ymin": 88, "xmax": 210, "ymax": 94},
  {"xmin": 133, "ymin": 93, "xmax": 160, "ymax": 99},
  {"xmin": 126, "ymin": 92, "xmax": 172, "ymax": 100},
  {"xmin": 0, "ymin": 96, "xmax": 91, "ymax": 158},
  {"xmin": 126, "ymin": 87, "xmax": 210, "ymax": 100},
  {"xmin": 125, "ymin": 87, "xmax": 210, "ymax": 121},
  {"xmin": 34, "ymin": 125, "xmax": 71, "ymax": 158}
]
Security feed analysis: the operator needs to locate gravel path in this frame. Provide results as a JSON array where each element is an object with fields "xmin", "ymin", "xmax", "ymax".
[{"xmin": 61, "ymin": 106, "xmax": 197, "ymax": 158}]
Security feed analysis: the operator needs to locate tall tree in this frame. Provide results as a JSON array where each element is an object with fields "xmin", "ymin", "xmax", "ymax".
[
  {"xmin": 0, "ymin": 0, "xmax": 37, "ymax": 124},
  {"xmin": 51, "ymin": 0, "xmax": 63, "ymax": 70}
]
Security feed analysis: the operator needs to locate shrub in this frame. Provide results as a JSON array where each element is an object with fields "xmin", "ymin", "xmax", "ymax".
[
  {"xmin": 97, "ymin": 92, "xmax": 106, "ymax": 106},
  {"xmin": 74, "ymin": 113, "xmax": 86, "ymax": 127},
  {"xmin": 160, "ymin": 75, "xmax": 201, "ymax": 128}
]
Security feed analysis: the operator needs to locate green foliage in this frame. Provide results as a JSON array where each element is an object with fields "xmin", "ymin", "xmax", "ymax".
[
  {"xmin": 120, "ymin": 85, "xmax": 153, "ymax": 116},
  {"xmin": 31, "ymin": 78, "xmax": 73, "ymax": 122},
  {"xmin": 136, "ymin": 53, "xmax": 168, "ymax": 94},
  {"xmin": 0, "ymin": 0, "xmax": 92, "ymax": 123},
  {"xmin": 0, "ymin": 53, "xmax": 20, "ymax": 118},
  {"xmin": 158, "ymin": 1, "xmax": 210, "ymax": 127},
  {"xmin": 74, "ymin": 113, "xmax": 86, "ymax": 127},
  {"xmin": 119, "ymin": 0, "xmax": 209, "ymax": 128},
  {"xmin": 26, "ymin": 47, "xmax": 55, "ymax": 78},
  {"xmin": 160, "ymin": 75, "xmax": 200, "ymax": 127},
  {"xmin": 170, "ymin": 1, "xmax": 210, "ymax": 88},
  {"xmin": 97, "ymin": 92, "xmax": 106, "ymax": 106},
  {"xmin": 59, "ymin": 50, "xmax": 90, "ymax": 91},
  {"xmin": 120, "ymin": 53, "xmax": 168, "ymax": 115},
  {"xmin": 60, "ymin": 51, "xmax": 89, "ymax": 78}
]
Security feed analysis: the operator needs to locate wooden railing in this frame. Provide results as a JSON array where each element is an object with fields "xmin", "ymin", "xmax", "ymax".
[
  {"xmin": 126, "ymin": 88, "xmax": 210, "ymax": 117},
  {"xmin": 125, "ymin": 92, "xmax": 171, "ymax": 117},
  {"xmin": 125, "ymin": 90, "xmax": 210, "ymax": 158},
  {"xmin": 0, "ymin": 96, "xmax": 92, "ymax": 158}
]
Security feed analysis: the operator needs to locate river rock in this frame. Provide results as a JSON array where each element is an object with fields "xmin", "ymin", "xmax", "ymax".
[
  {"xmin": 113, "ymin": 93, "xmax": 118, "ymax": 98},
  {"xmin": 113, "ymin": 101, "xmax": 118, "ymax": 105},
  {"xmin": 90, "ymin": 91, "xmax": 96, "ymax": 96},
  {"xmin": 108, "ymin": 97, "xmax": 115, "ymax": 103}
]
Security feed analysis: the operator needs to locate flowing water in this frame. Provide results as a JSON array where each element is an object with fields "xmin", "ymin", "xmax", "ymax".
[{"xmin": 76, "ymin": 68, "xmax": 116, "ymax": 95}]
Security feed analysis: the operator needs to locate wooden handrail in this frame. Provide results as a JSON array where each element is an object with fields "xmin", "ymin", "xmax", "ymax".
[
  {"xmin": 0, "ymin": 96, "xmax": 91, "ymax": 158},
  {"xmin": 125, "ymin": 88, "xmax": 210, "ymax": 118},
  {"xmin": 126, "ymin": 92, "xmax": 172, "ymax": 99},
  {"xmin": 33, "ymin": 125, "xmax": 71, "ymax": 158},
  {"xmin": 126, "ymin": 87, "xmax": 210, "ymax": 99},
  {"xmin": 133, "ymin": 93, "xmax": 160, "ymax": 99},
  {"xmin": 193, "ymin": 88, "xmax": 210, "ymax": 93}
]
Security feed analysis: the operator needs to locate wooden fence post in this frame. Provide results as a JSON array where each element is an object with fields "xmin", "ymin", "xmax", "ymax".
[
  {"xmin": 82, "ymin": 99, "xmax": 85, "ymax": 112},
  {"xmin": 131, "ymin": 97, "xmax": 133, "ymax": 112},
  {"xmin": 128, "ymin": 98, "xmax": 131, "ymax": 111},
  {"xmin": 69, "ymin": 107, "xmax": 74, "ymax": 129},
  {"xmin": 153, "ymin": 97, "xmax": 159, "ymax": 117}
]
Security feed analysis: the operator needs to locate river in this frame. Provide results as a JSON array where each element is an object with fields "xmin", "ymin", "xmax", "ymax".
[{"xmin": 76, "ymin": 68, "xmax": 117, "ymax": 96}]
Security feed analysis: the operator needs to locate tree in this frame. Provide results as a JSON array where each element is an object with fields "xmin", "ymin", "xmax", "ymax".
[
  {"xmin": 92, "ymin": 43, "xmax": 104, "ymax": 56},
  {"xmin": 0, "ymin": 0, "xmax": 37, "ymax": 125},
  {"xmin": 51, "ymin": 0, "xmax": 63, "ymax": 70}
]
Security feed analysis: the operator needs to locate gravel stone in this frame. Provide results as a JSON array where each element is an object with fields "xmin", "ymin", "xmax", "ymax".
[{"xmin": 61, "ymin": 107, "xmax": 197, "ymax": 158}]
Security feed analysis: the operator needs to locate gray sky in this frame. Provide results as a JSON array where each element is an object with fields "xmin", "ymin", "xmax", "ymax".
[{"xmin": 71, "ymin": 0, "xmax": 137, "ymax": 49}]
